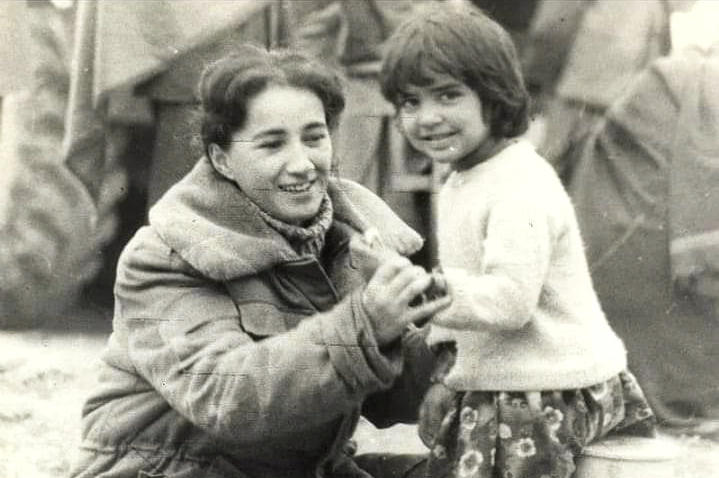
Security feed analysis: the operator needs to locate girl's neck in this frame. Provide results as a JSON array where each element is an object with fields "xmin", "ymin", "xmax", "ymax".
[{"xmin": 452, "ymin": 136, "xmax": 514, "ymax": 172}]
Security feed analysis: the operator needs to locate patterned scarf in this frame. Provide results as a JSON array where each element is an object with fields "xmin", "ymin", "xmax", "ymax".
[{"xmin": 255, "ymin": 193, "xmax": 334, "ymax": 258}]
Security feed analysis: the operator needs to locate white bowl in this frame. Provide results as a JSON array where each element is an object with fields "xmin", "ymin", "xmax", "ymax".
[{"xmin": 575, "ymin": 436, "xmax": 679, "ymax": 478}]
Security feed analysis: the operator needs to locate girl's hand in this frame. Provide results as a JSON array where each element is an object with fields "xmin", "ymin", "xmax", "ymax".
[
  {"xmin": 362, "ymin": 256, "xmax": 452, "ymax": 345},
  {"xmin": 418, "ymin": 381, "xmax": 456, "ymax": 447}
]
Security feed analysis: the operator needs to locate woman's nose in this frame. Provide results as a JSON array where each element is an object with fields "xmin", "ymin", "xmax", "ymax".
[{"xmin": 284, "ymin": 142, "xmax": 315, "ymax": 174}]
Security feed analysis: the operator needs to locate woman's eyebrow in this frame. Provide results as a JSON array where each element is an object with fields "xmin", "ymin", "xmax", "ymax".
[
  {"xmin": 250, "ymin": 129, "xmax": 286, "ymax": 141},
  {"xmin": 304, "ymin": 122, "xmax": 328, "ymax": 131}
]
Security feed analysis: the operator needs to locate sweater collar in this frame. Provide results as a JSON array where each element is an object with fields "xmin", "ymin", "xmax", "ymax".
[
  {"xmin": 148, "ymin": 157, "xmax": 423, "ymax": 280},
  {"xmin": 453, "ymin": 137, "xmax": 520, "ymax": 173},
  {"xmin": 256, "ymin": 193, "xmax": 333, "ymax": 257}
]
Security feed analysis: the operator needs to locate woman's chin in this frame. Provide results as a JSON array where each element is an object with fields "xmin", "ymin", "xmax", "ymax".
[{"xmin": 274, "ymin": 197, "xmax": 324, "ymax": 225}]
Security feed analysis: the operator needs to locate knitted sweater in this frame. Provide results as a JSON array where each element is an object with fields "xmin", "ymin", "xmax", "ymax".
[{"xmin": 427, "ymin": 140, "xmax": 627, "ymax": 391}]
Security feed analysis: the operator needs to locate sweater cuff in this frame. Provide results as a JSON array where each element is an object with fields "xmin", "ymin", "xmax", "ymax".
[
  {"xmin": 319, "ymin": 291, "xmax": 401, "ymax": 395},
  {"xmin": 433, "ymin": 267, "xmax": 475, "ymax": 325}
]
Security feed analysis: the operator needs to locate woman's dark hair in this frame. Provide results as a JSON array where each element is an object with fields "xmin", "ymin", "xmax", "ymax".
[
  {"xmin": 198, "ymin": 44, "xmax": 345, "ymax": 156},
  {"xmin": 380, "ymin": 4, "xmax": 529, "ymax": 138}
]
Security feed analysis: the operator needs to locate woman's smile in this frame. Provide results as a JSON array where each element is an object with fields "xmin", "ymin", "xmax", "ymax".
[{"xmin": 278, "ymin": 178, "xmax": 317, "ymax": 193}]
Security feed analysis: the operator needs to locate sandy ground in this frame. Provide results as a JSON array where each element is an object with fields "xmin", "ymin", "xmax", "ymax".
[{"xmin": 1, "ymin": 307, "xmax": 717, "ymax": 478}]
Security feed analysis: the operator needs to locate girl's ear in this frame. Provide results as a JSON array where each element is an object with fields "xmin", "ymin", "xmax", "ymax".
[{"xmin": 208, "ymin": 143, "xmax": 233, "ymax": 180}]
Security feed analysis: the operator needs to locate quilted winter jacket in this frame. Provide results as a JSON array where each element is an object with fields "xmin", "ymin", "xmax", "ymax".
[{"xmin": 69, "ymin": 158, "xmax": 433, "ymax": 478}]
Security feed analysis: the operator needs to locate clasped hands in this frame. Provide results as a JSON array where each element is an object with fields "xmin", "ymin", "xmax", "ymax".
[{"xmin": 351, "ymin": 229, "xmax": 452, "ymax": 346}]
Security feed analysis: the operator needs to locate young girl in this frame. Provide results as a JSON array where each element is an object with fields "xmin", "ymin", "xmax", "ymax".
[{"xmin": 379, "ymin": 5, "xmax": 657, "ymax": 478}]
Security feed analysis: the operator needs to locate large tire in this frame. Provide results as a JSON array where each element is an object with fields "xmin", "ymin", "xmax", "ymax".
[{"xmin": 0, "ymin": 4, "xmax": 126, "ymax": 328}]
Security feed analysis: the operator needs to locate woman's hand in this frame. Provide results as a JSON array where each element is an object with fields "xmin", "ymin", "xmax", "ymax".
[{"xmin": 362, "ymin": 256, "xmax": 452, "ymax": 346}]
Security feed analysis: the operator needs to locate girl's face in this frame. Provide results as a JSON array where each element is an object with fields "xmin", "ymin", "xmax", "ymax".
[
  {"xmin": 397, "ymin": 71, "xmax": 491, "ymax": 170},
  {"xmin": 211, "ymin": 85, "xmax": 332, "ymax": 225}
]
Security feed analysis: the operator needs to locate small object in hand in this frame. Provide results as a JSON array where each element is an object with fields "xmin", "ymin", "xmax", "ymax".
[
  {"xmin": 409, "ymin": 267, "xmax": 449, "ymax": 306},
  {"xmin": 349, "ymin": 228, "xmax": 398, "ymax": 281},
  {"xmin": 353, "ymin": 228, "xmax": 449, "ymax": 324},
  {"xmin": 411, "ymin": 267, "xmax": 449, "ymax": 327},
  {"xmin": 424, "ymin": 268, "xmax": 448, "ymax": 302},
  {"xmin": 362, "ymin": 228, "xmax": 385, "ymax": 251}
]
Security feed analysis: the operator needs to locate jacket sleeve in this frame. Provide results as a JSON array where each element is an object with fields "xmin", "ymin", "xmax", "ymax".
[
  {"xmin": 361, "ymin": 324, "xmax": 436, "ymax": 428},
  {"xmin": 115, "ymin": 228, "xmax": 403, "ymax": 446}
]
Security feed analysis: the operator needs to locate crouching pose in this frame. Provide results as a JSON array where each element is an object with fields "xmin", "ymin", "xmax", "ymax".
[{"xmin": 69, "ymin": 44, "xmax": 450, "ymax": 478}]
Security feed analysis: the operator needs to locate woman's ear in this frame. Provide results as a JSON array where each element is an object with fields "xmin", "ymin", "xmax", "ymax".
[{"xmin": 208, "ymin": 143, "xmax": 233, "ymax": 180}]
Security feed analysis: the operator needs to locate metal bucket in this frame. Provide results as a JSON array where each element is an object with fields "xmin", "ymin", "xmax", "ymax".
[{"xmin": 575, "ymin": 436, "xmax": 680, "ymax": 478}]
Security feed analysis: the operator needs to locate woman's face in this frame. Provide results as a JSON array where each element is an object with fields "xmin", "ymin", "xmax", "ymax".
[{"xmin": 212, "ymin": 85, "xmax": 333, "ymax": 225}]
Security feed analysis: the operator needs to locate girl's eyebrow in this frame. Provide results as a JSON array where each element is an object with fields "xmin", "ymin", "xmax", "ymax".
[
  {"xmin": 429, "ymin": 81, "xmax": 462, "ymax": 92},
  {"xmin": 401, "ymin": 81, "xmax": 461, "ymax": 95}
]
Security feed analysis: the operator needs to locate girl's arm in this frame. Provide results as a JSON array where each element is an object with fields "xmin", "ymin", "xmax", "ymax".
[{"xmin": 432, "ymin": 198, "xmax": 556, "ymax": 331}]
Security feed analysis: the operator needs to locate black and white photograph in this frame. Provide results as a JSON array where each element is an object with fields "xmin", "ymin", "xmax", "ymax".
[{"xmin": 0, "ymin": 1, "xmax": 717, "ymax": 477}]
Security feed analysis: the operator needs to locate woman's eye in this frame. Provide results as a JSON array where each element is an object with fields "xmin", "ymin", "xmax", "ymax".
[
  {"xmin": 258, "ymin": 140, "xmax": 283, "ymax": 150},
  {"xmin": 303, "ymin": 132, "xmax": 327, "ymax": 145}
]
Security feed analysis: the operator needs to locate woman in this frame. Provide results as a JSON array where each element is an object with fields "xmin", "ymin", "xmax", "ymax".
[{"xmin": 69, "ymin": 44, "xmax": 450, "ymax": 478}]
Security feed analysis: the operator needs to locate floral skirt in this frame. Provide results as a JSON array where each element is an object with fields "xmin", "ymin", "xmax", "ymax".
[{"xmin": 418, "ymin": 345, "xmax": 657, "ymax": 478}]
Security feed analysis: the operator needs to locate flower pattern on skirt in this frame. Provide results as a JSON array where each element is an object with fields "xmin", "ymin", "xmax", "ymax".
[
  {"xmin": 418, "ymin": 346, "xmax": 657, "ymax": 478},
  {"xmin": 458, "ymin": 450, "xmax": 483, "ymax": 477}
]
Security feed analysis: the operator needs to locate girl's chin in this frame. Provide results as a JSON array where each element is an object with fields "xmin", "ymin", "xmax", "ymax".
[
  {"xmin": 426, "ymin": 150, "xmax": 463, "ymax": 164},
  {"xmin": 414, "ymin": 142, "xmax": 460, "ymax": 160},
  {"xmin": 432, "ymin": 154, "xmax": 458, "ymax": 162}
]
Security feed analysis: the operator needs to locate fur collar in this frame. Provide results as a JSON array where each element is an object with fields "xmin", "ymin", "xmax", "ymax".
[{"xmin": 148, "ymin": 157, "xmax": 423, "ymax": 280}]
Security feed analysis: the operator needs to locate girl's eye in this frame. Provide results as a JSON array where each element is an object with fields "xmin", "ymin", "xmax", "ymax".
[
  {"xmin": 399, "ymin": 96, "xmax": 419, "ymax": 111},
  {"xmin": 439, "ymin": 90, "xmax": 462, "ymax": 103}
]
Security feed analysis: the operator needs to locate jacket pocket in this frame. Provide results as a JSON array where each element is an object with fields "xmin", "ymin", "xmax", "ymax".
[{"xmin": 237, "ymin": 301, "xmax": 311, "ymax": 339}]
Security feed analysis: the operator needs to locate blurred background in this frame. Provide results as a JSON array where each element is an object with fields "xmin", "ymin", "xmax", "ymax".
[{"xmin": 0, "ymin": 1, "xmax": 717, "ymax": 476}]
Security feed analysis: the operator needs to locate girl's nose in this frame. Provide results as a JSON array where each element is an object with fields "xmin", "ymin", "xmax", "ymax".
[{"xmin": 416, "ymin": 104, "xmax": 443, "ymax": 126}]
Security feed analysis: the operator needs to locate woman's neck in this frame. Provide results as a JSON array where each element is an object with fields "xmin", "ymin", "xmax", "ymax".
[
  {"xmin": 256, "ymin": 194, "xmax": 334, "ymax": 257},
  {"xmin": 452, "ymin": 137, "xmax": 514, "ymax": 172}
]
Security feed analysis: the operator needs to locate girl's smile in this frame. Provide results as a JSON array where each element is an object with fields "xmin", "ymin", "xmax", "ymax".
[
  {"xmin": 398, "ymin": 72, "xmax": 491, "ymax": 170},
  {"xmin": 420, "ymin": 131, "xmax": 460, "ymax": 153},
  {"xmin": 421, "ymin": 131, "xmax": 457, "ymax": 142}
]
